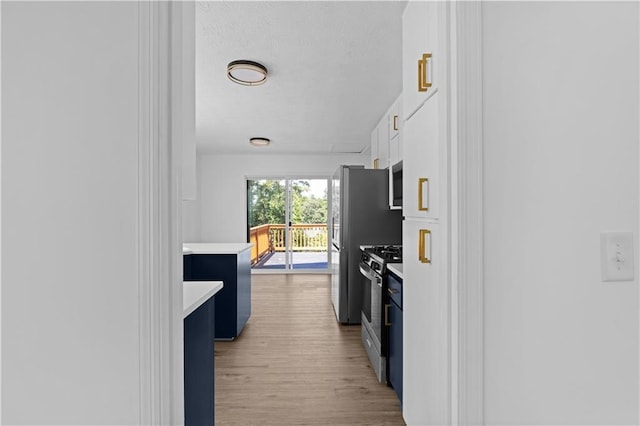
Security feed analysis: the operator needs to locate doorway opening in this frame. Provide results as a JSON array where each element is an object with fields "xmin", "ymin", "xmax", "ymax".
[{"xmin": 247, "ymin": 177, "xmax": 329, "ymax": 271}]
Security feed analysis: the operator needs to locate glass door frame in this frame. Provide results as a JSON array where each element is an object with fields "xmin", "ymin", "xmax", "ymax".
[{"xmin": 246, "ymin": 174, "xmax": 331, "ymax": 273}]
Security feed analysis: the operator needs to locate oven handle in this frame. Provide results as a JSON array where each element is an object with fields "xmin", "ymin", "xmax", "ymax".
[{"xmin": 359, "ymin": 263, "xmax": 382, "ymax": 286}]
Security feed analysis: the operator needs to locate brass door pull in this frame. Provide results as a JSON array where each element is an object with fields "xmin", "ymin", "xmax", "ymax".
[
  {"xmin": 393, "ymin": 115, "xmax": 399, "ymax": 131},
  {"xmin": 418, "ymin": 53, "xmax": 433, "ymax": 92},
  {"xmin": 418, "ymin": 177, "xmax": 429, "ymax": 211},
  {"xmin": 419, "ymin": 229, "xmax": 431, "ymax": 264}
]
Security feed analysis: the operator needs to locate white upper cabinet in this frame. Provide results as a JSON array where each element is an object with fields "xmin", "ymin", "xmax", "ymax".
[
  {"xmin": 402, "ymin": 90, "xmax": 441, "ymax": 220},
  {"xmin": 371, "ymin": 113, "xmax": 390, "ymax": 170},
  {"xmin": 402, "ymin": 1, "xmax": 440, "ymax": 118},
  {"xmin": 388, "ymin": 95, "xmax": 401, "ymax": 141},
  {"xmin": 377, "ymin": 117, "xmax": 389, "ymax": 170},
  {"xmin": 371, "ymin": 126, "xmax": 379, "ymax": 169},
  {"xmin": 388, "ymin": 95, "xmax": 402, "ymax": 167}
]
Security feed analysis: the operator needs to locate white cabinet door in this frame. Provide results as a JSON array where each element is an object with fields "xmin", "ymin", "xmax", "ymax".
[
  {"xmin": 402, "ymin": 1, "xmax": 440, "ymax": 118},
  {"xmin": 389, "ymin": 95, "xmax": 402, "ymax": 167},
  {"xmin": 402, "ymin": 219, "xmax": 448, "ymax": 425},
  {"xmin": 388, "ymin": 95, "xmax": 401, "ymax": 141},
  {"xmin": 389, "ymin": 133, "xmax": 401, "ymax": 171},
  {"xmin": 371, "ymin": 126, "xmax": 379, "ymax": 169},
  {"xmin": 377, "ymin": 118, "xmax": 389, "ymax": 170},
  {"xmin": 402, "ymin": 91, "xmax": 440, "ymax": 220}
]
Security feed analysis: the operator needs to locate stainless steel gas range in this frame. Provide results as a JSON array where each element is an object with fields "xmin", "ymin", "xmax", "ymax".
[{"xmin": 359, "ymin": 244, "xmax": 402, "ymax": 383}]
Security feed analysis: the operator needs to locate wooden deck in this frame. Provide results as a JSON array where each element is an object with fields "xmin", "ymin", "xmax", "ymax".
[
  {"xmin": 214, "ymin": 274, "xmax": 405, "ymax": 425},
  {"xmin": 253, "ymin": 251, "xmax": 329, "ymax": 269}
]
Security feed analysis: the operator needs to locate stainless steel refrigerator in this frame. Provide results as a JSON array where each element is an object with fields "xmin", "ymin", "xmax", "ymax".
[{"xmin": 331, "ymin": 165, "xmax": 402, "ymax": 324}]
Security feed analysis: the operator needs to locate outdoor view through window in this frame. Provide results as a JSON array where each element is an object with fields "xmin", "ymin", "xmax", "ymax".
[{"xmin": 247, "ymin": 179, "xmax": 329, "ymax": 270}]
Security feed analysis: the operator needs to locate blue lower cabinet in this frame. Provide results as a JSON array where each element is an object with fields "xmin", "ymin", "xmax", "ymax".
[
  {"xmin": 185, "ymin": 251, "xmax": 251, "ymax": 340},
  {"xmin": 184, "ymin": 297, "xmax": 215, "ymax": 425},
  {"xmin": 388, "ymin": 299, "xmax": 403, "ymax": 403},
  {"xmin": 387, "ymin": 272, "xmax": 403, "ymax": 403},
  {"xmin": 183, "ymin": 254, "xmax": 193, "ymax": 281}
]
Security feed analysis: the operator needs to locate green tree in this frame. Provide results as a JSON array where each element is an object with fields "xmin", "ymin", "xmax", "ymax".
[
  {"xmin": 248, "ymin": 179, "xmax": 327, "ymax": 227},
  {"xmin": 247, "ymin": 180, "xmax": 286, "ymax": 227}
]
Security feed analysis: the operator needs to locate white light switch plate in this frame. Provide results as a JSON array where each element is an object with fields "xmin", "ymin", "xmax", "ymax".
[{"xmin": 601, "ymin": 232, "xmax": 634, "ymax": 282}]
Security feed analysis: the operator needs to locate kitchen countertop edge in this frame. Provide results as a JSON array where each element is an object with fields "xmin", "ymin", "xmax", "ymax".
[
  {"xmin": 388, "ymin": 263, "xmax": 403, "ymax": 279},
  {"xmin": 183, "ymin": 281, "xmax": 224, "ymax": 318},
  {"xmin": 183, "ymin": 243, "xmax": 253, "ymax": 255}
]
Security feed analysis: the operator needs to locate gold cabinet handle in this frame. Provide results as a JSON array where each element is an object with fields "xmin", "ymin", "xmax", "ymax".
[
  {"xmin": 393, "ymin": 115, "xmax": 399, "ymax": 131},
  {"xmin": 373, "ymin": 158, "xmax": 379, "ymax": 169},
  {"xmin": 419, "ymin": 229, "xmax": 431, "ymax": 264},
  {"xmin": 385, "ymin": 304, "xmax": 391, "ymax": 326},
  {"xmin": 418, "ymin": 53, "xmax": 433, "ymax": 92},
  {"xmin": 418, "ymin": 177, "xmax": 429, "ymax": 211}
]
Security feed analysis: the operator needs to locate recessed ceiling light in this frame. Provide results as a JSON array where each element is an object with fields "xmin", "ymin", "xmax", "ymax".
[
  {"xmin": 227, "ymin": 60, "xmax": 268, "ymax": 86},
  {"xmin": 250, "ymin": 137, "xmax": 270, "ymax": 147}
]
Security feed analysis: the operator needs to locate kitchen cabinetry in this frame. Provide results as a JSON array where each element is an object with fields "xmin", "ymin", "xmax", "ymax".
[
  {"xmin": 388, "ymin": 95, "xmax": 403, "ymax": 210},
  {"xmin": 183, "ymin": 281, "xmax": 223, "ymax": 426},
  {"xmin": 402, "ymin": 219, "xmax": 447, "ymax": 425},
  {"xmin": 371, "ymin": 126, "xmax": 379, "ymax": 169},
  {"xmin": 402, "ymin": 1, "xmax": 441, "ymax": 118},
  {"xmin": 401, "ymin": 2, "xmax": 449, "ymax": 423},
  {"xmin": 388, "ymin": 95, "xmax": 402, "ymax": 169},
  {"xmin": 402, "ymin": 91, "xmax": 442, "ymax": 220},
  {"xmin": 388, "ymin": 96, "xmax": 401, "ymax": 143},
  {"xmin": 371, "ymin": 119, "xmax": 389, "ymax": 170},
  {"xmin": 183, "ymin": 243, "xmax": 252, "ymax": 340},
  {"xmin": 387, "ymin": 271, "xmax": 403, "ymax": 403},
  {"xmin": 377, "ymin": 118, "xmax": 389, "ymax": 170}
]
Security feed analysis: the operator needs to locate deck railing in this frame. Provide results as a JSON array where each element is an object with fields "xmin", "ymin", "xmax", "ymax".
[{"xmin": 249, "ymin": 223, "xmax": 328, "ymax": 264}]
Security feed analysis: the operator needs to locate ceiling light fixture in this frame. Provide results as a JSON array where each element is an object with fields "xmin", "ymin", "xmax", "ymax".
[
  {"xmin": 227, "ymin": 60, "xmax": 268, "ymax": 86},
  {"xmin": 250, "ymin": 137, "xmax": 270, "ymax": 147}
]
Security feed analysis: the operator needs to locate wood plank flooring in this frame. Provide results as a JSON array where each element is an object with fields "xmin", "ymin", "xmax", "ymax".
[{"xmin": 215, "ymin": 274, "xmax": 405, "ymax": 425}]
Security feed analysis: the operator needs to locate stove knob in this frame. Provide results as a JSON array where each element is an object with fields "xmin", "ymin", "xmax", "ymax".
[{"xmin": 372, "ymin": 263, "xmax": 380, "ymax": 271}]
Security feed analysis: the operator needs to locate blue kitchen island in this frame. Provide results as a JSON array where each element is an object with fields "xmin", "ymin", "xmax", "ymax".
[
  {"xmin": 183, "ymin": 280, "xmax": 223, "ymax": 426},
  {"xmin": 183, "ymin": 243, "xmax": 252, "ymax": 340}
]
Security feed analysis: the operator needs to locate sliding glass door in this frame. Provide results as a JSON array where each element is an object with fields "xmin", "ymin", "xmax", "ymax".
[{"xmin": 247, "ymin": 178, "xmax": 329, "ymax": 271}]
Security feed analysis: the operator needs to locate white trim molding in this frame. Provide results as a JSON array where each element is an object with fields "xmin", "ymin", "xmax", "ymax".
[
  {"xmin": 138, "ymin": 2, "xmax": 186, "ymax": 424},
  {"xmin": 452, "ymin": 1, "xmax": 484, "ymax": 425}
]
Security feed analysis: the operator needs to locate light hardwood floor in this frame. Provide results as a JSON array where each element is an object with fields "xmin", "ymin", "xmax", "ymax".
[{"xmin": 215, "ymin": 274, "xmax": 405, "ymax": 426}]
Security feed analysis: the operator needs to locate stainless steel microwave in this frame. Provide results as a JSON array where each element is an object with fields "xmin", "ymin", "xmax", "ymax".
[{"xmin": 391, "ymin": 161, "xmax": 402, "ymax": 208}]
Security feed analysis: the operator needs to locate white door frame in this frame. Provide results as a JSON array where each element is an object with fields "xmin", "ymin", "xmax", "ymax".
[
  {"xmin": 137, "ymin": 1, "xmax": 486, "ymax": 423},
  {"xmin": 138, "ymin": 2, "xmax": 190, "ymax": 424},
  {"xmin": 450, "ymin": 2, "xmax": 484, "ymax": 424}
]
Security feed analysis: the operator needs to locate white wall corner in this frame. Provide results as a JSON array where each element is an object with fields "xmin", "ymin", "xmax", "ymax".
[
  {"xmin": 452, "ymin": 1, "xmax": 484, "ymax": 425},
  {"xmin": 0, "ymin": 2, "xmax": 4, "ymax": 422}
]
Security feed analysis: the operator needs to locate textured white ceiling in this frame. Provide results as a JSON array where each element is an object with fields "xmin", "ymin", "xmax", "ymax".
[{"xmin": 196, "ymin": 1, "xmax": 406, "ymax": 154}]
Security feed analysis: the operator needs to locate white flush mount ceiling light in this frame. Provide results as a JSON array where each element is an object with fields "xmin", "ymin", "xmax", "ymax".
[
  {"xmin": 227, "ymin": 60, "xmax": 268, "ymax": 86},
  {"xmin": 250, "ymin": 137, "xmax": 270, "ymax": 147}
]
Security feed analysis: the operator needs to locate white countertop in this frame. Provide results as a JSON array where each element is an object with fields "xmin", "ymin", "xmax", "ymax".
[
  {"xmin": 388, "ymin": 263, "xmax": 403, "ymax": 279},
  {"xmin": 183, "ymin": 243, "xmax": 253, "ymax": 255},
  {"xmin": 183, "ymin": 247, "xmax": 193, "ymax": 255},
  {"xmin": 183, "ymin": 281, "xmax": 223, "ymax": 318}
]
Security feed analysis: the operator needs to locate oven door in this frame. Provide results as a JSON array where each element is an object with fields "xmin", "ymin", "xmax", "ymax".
[{"xmin": 359, "ymin": 261, "xmax": 383, "ymax": 343}]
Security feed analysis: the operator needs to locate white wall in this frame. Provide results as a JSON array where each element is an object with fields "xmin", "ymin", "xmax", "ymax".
[
  {"xmin": 483, "ymin": 2, "xmax": 639, "ymax": 424},
  {"xmin": 195, "ymin": 153, "xmax": 368, "ymax": 242},
  {"xmin": 183, "ymin": 199, "xmax": 201, "ymax": 242},
  {"xmin": 3, "ymin": 3, "xmax": 142, "ymax": 424}
]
